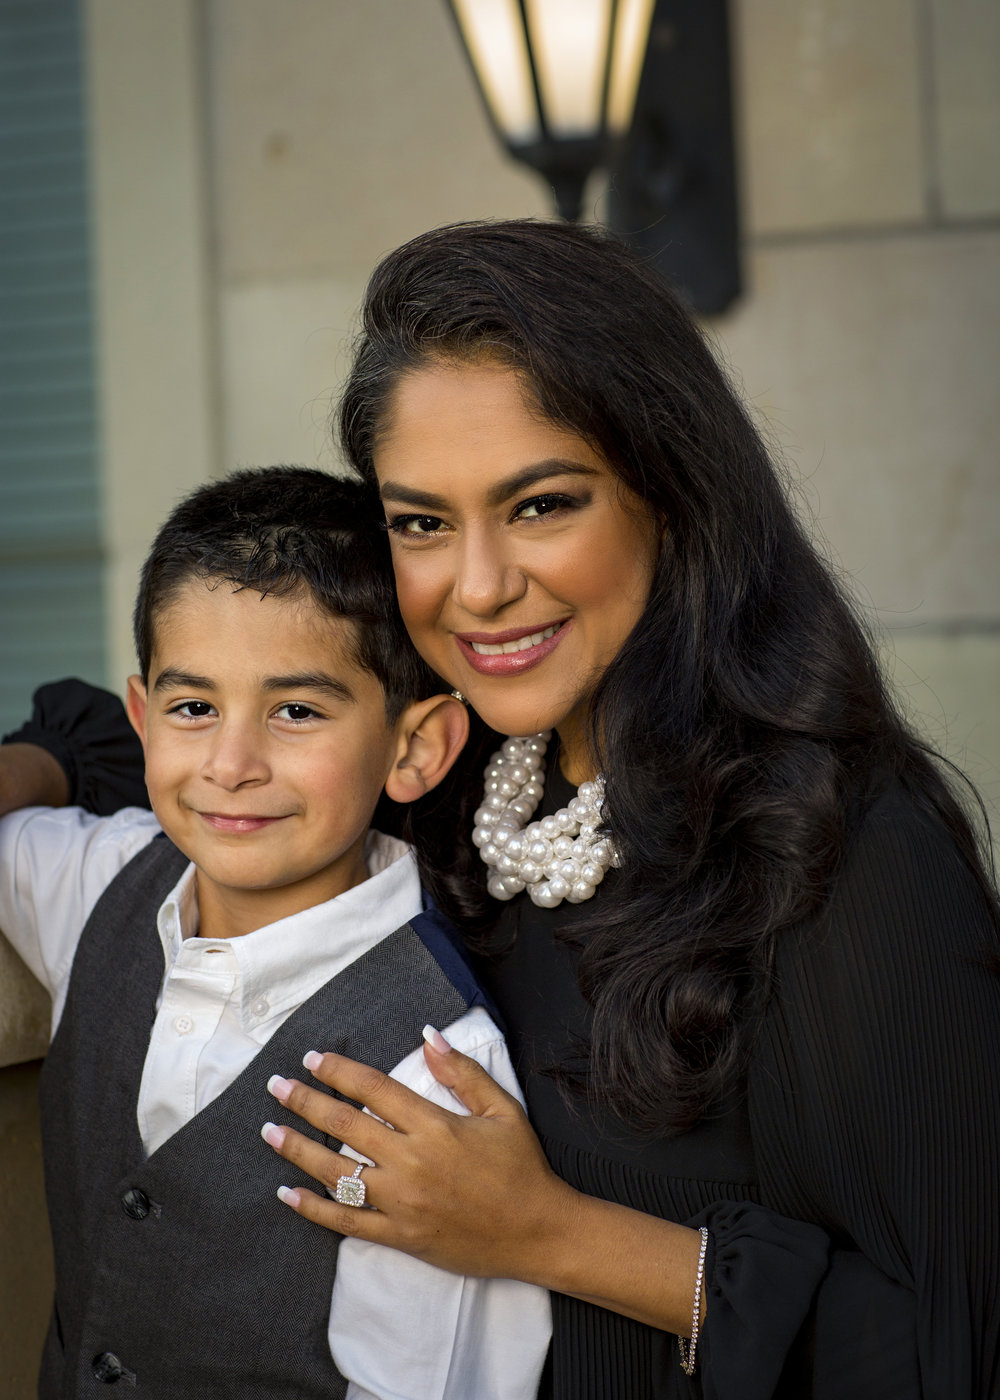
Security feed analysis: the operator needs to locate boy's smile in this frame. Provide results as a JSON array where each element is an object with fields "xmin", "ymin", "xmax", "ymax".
[
  {"xmin": 198, "ymin": 812, "xmax": 289, "ymax": 834},
  {"xmin": 126, "ymin": 579, "xmax": 408, "ymax": 940}
]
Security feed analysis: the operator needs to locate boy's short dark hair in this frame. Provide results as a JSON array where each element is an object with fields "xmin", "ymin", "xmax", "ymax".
[{"xmin": 133, "ymin": 466, "xmax": 438, "ymax": 720}]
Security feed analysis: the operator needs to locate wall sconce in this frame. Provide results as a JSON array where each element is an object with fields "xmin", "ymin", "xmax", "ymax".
[{"xmin": 445, "ymin": 0, "xmax": 740, "ymax": 314}]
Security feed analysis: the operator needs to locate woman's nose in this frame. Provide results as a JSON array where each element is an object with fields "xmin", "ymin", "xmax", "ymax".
[{"xmin": 452, "ymin": 533, "xmax": 527, "ymax": 617}]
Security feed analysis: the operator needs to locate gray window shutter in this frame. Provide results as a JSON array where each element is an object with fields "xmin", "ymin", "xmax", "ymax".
[{"xmin": 0, "ymin": 0, "xmax": 105, "ymax": 736}]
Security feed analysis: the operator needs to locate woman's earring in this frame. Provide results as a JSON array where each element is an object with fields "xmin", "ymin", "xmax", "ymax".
[{"xmin": 450, "ymin": 689, "xmax": 467, "ymax": 704}]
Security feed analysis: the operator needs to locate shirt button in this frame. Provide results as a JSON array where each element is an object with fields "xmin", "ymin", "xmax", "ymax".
[
  {"xmin": 92, "ymin": 1352, "xmax": 124, "ymax": 1383},
  {"xmin": 121, "ymin": 1187, "xmax": 150, "ymax": 1220},
  {"xmin": 172, "ymin": 1015, "xmax": 193, "ymax": 1035},
  {"xmin": 251, "ymin": 997, "xmax": 270, "ymax": 1019}
]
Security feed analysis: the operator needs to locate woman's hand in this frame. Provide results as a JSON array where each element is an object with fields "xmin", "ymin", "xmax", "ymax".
[
  {"xmin": 263, "ymin": 1032, "xmax": 707, "ymax": 1335},
  {"xmin": 263, "ymin": 1031, "xmax": 580, "ymax": 1285}
]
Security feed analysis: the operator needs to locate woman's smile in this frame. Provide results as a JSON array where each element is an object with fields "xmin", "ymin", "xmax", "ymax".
[
  {"xmin": 455, "ymin": 619, "xmax": 569, "ymax": 673},
  {"xmin": 374, "ymin": 360, "xmax": 661, "ymax": 776}
]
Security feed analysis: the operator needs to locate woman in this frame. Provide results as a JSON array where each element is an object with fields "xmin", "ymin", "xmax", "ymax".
[{"xmin": 10, "ymin": 220, "xmax": 1000, "ymax": 1397}]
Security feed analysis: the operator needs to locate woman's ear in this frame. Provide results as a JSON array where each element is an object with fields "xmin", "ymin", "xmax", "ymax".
[
  {"xmin": 384, "ymin": 693, "xmax": 470, "ymax": 804},
  {"xmin": 125, "ymin": 675, "xmax": 149, "ymax": 754}
]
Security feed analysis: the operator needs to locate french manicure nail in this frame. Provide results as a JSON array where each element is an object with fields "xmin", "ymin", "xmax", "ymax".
[
  {"xmin": 261, "ymin": 1121, "xmax": 286, "ymax": 1150},
  {"xmin": 422, "ymin": 1024, "xmax": 452, "ymax": 1055},
  {"xmin": 267, "ymin": 1074, "xmax": 293, "ymax": 1101},
  {"xmin": 277, "ymin": 1185, "xmax": 301, "ymax": 1208},
  {"xmin": 302, "ymin": 1050, "xmax": 323, "ymax": 1074}
]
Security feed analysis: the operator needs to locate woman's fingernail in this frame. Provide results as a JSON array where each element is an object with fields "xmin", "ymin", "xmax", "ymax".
[
  {"xmin": 302, "ymin": 1050, "xmax": 323, "ymax": 1074},
  {"xmin": 422, "ymin": 1024, "xmax": 452, "ymax": 1055},
  {"xmin": 267, "ymin": 1074, "xmax": 293, "ymax": 1101},
  {"xmin": 277, "ymin": 1185, "xmax": 301, "ymax": 1208},
  {"xmin": 261, "ymin": 1121, "xmax": 286, "ymax": 1150}
]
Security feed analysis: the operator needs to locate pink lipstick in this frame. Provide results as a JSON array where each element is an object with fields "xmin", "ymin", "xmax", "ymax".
[{"xmin": 455, "ymin": 619, "xmax": 569, "ymax": 676}]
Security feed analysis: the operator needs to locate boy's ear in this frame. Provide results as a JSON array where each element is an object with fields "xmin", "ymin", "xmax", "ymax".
[
  {"xmin": 384, "ymin": 693, "xmax": 470, "ymax": 805},
  {"xmin": 125, "ymin": 675, "xmax": 149, "ymax": 754}
]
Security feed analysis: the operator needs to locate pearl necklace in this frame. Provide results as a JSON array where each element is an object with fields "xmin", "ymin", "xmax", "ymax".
[{"xmin": 472, "ymin": 733, "xmax": 618, "ymax": 908}]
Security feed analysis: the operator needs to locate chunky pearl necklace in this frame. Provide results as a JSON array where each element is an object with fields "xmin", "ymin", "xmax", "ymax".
[{"xmin": 472, "ymin": 733, "xmax": 618, "ymax": 908}]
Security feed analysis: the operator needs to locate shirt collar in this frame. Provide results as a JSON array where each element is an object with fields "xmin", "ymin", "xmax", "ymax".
[{"xmin": 155, "ymin": 831, "xmax": 422, "ymax": 1027}]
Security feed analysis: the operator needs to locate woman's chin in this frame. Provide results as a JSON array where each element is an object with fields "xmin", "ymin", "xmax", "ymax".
[
  {"xmin": 465, "ymin": 690, "xmax": 589, "ymax": 766},
  {"xmin": 472, "ymin": 705, "xmax": 556, "ymax": 740}
]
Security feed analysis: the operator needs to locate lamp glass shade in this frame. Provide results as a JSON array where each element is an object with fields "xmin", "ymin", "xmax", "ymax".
[
  {"xmin": 524, "ymin": 0, "xmax": 611, "ymax": 137},
  {"xmin": 451, "ymin": 0, "xmax": 541, "ymax": 144},
  {"xmin": 452, "ymin": 0, "xmax": 656, "ymax": 150},
  {"xmin": 606, "ymin": 0, "xmax": 656, "ymax": 134}
]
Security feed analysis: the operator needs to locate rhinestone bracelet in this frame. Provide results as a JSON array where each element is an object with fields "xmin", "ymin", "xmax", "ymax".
[{"xmin": 678, "ymin": 1226, "xmax": 709, "ymax": 1376}]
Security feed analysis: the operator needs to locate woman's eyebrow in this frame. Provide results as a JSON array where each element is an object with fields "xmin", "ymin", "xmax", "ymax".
[{"xmin": 379, "ymin": 460, "xmax": 598, "ymax": 510}]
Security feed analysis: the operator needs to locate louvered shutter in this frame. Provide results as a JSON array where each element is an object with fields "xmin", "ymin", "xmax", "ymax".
[{"xmin": 0, "ymin": 0, "xmax": 105, "ymax": 736}]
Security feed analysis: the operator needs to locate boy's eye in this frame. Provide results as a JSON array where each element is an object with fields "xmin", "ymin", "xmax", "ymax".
[
  {"xmin": 274, "ymin": 703, "xmax": 319, "ymax": 722},
  {"xmin": 169, "ymin": 700, "xmax": 215, "ymax": 719},
  {"xmin": 387, "ymin": 513, "xmax": 445, "ymax": 536}
]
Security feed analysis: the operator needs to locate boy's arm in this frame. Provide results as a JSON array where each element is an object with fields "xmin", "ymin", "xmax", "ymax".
[
  {"xmin": 1, "ymin": 679, "xmax": 147, "ymax": 1009},
  {"xmin": 0, "ymin": 806, "xmax": 161, "ymax": 1025},
  {"xmin": 328, "ymin": 1007, "xmax": 551, "ymax": 1400}
]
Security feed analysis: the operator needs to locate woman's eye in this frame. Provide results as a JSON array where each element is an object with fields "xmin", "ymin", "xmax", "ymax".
[
  {"xmin": 387, "ymin": 513, "xmax": 445, "ymax": 536},
  {"xmin": 169, "ymin": 700, "xmax": 215, "ymax": 719},
  {"xmin": 515, "ymin": 493, "xmax": 576, "ymax": 521},
  {"xmin": 274, "ymin": 703, "xmax": 319, "ymax": 723}
]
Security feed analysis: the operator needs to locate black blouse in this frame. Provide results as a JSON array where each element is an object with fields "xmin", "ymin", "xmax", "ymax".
[
  {"xmin": 6, "ymin": 683, "xmax": 1000, "ymax": 1398},
  {"xmin": 482, "ymin": 761, "xmax": 1000, "ymax": 1399}
]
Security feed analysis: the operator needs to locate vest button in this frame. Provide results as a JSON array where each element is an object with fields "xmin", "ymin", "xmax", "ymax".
[
  {"xmin": 92, "ymin": 1352, "xmax": 124, "ymax": 1382},
  {"xmin": 121, "ymin": 1187, "xmax": 150, "ymax": 1220}
]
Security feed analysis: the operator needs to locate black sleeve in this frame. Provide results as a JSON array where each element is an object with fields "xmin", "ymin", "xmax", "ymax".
[
  {"xmin": 690, "ymin": 1201, "xmax": 830, "ymax": 1400},
  {"xmin": 750, "ymin": 785, "xmax": 1000, "ymax": 1398},
  {"xmin": 2, "ymin": 678, "xmax": 149, "ymax": 814}
]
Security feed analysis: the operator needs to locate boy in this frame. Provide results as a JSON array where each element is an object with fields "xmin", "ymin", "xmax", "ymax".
[{"xmin": 0, "ymin": 467, "xmax": 550, "ymax": 1399}]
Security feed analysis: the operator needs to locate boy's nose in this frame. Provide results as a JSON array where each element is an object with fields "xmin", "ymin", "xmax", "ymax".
[{"xmin": 201, "ymin": 725, "xmax": 269, "ymax": 789}]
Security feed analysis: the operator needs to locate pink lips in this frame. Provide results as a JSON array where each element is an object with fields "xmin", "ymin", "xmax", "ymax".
[
  {"xmin": 454, "ymin": 619, "xmax": 569, "ymax": 676},
  {"xmin": 197, "ymin": 813, "xmax": 287, "ymax": 834}
]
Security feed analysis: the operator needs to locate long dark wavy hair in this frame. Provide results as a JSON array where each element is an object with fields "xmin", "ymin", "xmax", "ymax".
[{"xmin": 340, "ymin": 218, "xmax": 998, "ymax": 1133}]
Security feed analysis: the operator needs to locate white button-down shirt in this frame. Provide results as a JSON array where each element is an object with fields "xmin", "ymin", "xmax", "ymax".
[{"xmin": 0, "ymin": 805, "xmax": 551, "ymax": 1400}]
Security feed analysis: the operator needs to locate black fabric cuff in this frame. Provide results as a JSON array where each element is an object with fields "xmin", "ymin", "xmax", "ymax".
[{"xmin": 688, "ymin": 1201, "xmax": 830, "ymax": 1400}]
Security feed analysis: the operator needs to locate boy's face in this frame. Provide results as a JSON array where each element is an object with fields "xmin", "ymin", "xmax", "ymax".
[{"xmin": 127, "ymin": 578, "xmax": 407, "ymax": 937}]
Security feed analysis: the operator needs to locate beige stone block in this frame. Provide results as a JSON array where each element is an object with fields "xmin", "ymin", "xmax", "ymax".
[
  {"xmin": 710, "ymin": 229, "xmax": 1000, "ymax": 623},
  {"xmin": 736, "ymin": 0, "xmax": 924, "ymax": 233},
  {"xmin": 0, "ymin": 935, "xmax": 49, "ymax": 1071},
  {"xmin": 209, "ymin": 0, "xmax": 549, "ymax": 282},
  {"xmin": 219, "ymin": 279, "xmax": 360, "ymax": 474},
  {"xmin": 884, "ymin": 631, "xmax": 1000, "ymax": 850},
  {"xmin": 84, "ymin": 0, "xmax": 219, "ymax": 686},
  {"xmin": 930, "ymin": 0, "xmax": 1000, "ymax": 217}
]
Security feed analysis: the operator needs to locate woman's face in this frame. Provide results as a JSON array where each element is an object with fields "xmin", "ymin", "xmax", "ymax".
[{"xmin": 373, "ymin": 360, "xmax": 660, "ymax": 780}]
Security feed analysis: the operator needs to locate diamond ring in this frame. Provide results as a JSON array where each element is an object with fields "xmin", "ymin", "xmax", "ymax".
[{"xmin": 334, "ymin": 1160, "xmax": 367, "ymax": 1207}]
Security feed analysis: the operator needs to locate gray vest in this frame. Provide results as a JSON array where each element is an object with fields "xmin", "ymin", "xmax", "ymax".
[{"xmin": 38, "ymin": 835, "xmax": 482, "ymax": 1399}]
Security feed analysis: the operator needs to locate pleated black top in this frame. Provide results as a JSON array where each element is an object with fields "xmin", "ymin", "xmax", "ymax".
[{"xmin": 481, "ymin": 764, "xmax": 1000, "ymax": 1400}]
